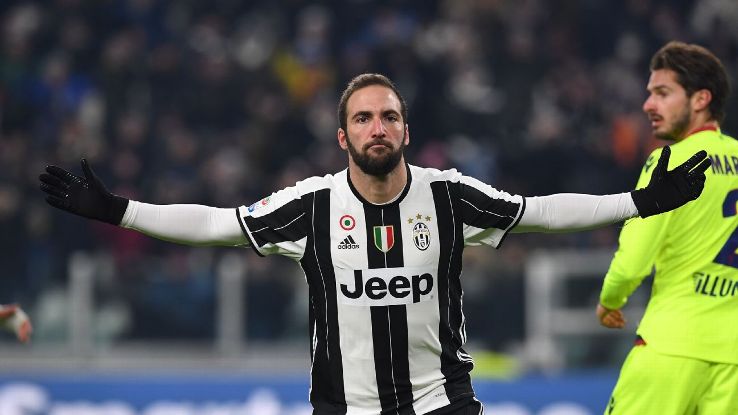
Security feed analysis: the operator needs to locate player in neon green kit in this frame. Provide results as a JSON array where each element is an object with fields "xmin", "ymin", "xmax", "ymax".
[{"xmin": 597, "ymin": 41, "xmax": 738, "ymax": 414}]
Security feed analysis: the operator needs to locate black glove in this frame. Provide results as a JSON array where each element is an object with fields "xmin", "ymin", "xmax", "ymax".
[
  {"xmin": 631, "ymin": 146, "xmax": 711, "ymax": 218},
  {"xmin": 39, "ymin": 159, "xmax": 129, "ymax": 225}
]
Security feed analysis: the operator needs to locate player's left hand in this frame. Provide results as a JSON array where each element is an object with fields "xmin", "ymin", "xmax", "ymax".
[
  {"xmin": 0, "ymin": 304, "xmax": 32, "ymax": 343},
  {"xmin": 631, "ymin": 146, "xmax": 711, "ymax": 218},
  {"xmin": 597, "ymin": 303, "xmax": 626, "ymax": 329}
]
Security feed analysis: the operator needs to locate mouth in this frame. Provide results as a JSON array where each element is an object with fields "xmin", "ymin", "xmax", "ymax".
[
  {"xmin": 648, "ymin": 115, "xmax": 663, "ymax": 129},
  {"xmin": 365, "ymin": 142, "xmax": 391, "ymax": 151}
]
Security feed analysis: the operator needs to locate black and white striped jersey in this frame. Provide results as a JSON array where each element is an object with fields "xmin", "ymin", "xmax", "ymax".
[{"xmin": 236, "ymin": 164, "xmax": 525, "ymax": 415}]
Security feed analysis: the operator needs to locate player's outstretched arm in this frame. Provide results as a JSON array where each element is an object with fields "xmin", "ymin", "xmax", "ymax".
[
  {"xmin": 39, "ymin": 159, "xmax": 246, "ymax": 247},
  {"xmin": 0, "ymin": 304, "xmax": 32, "ymax": 343},
  {"xmin": 39, "ymin": 159, "xmax": 129, "ymax": 225},
  {"xmin": 514, "ymin": 147, "xmax": 711, "ymax": 233},
  {"xmin": 631, "ymin": 146, "xmax": 711, "ymax": 218}
]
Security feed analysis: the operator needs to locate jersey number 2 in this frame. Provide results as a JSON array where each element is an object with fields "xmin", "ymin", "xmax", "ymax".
[{"xmin": 714, "ymin": 189, "xmax": 738, "ymax": 268}]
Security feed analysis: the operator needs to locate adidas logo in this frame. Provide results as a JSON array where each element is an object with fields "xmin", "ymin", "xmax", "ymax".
[{"xmin": 338, "ymin": 235, "xmax": 360, "ymax": 250}]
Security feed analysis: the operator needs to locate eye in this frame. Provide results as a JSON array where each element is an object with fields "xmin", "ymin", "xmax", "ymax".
[
  {"xmin": 356, "ymin": 115, "xmax": 369, "ymax": 123},
  {"xmin": 386, "ymin": 114, "xmax": 399, "ymax": 122}
]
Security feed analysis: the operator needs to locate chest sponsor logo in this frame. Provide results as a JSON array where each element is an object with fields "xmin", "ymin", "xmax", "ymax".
[
  {"xmin": 336, "ymin": 267, "xmax": 435, "ymax": 306},
  {"xmin": 373, "ymin": 225, "xmax": 395, "ymax": 252},
  {"xmin": 337, "ymin": 235, "xmax": 360, "ymax": 250}
]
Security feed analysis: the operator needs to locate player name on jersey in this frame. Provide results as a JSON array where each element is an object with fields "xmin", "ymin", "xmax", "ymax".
[
  {"xmin": 693, "ymin": 272, "xmax": 738, "ymax": 298},
  {"xmin": 709, "ymin": 153, "xmax": 738, "ymax": 176}
]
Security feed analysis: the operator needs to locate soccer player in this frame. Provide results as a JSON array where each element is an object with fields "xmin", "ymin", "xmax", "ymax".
[
  {"xmin": 0, "ymin": 304, "xmax": 32, "ymax": 343},
  {"xmin": 597, "ymin": 41, "xmax": 738, "ymax": 415},
  {"xmin": 40, "ymin": 73, "xmax": 709, "ymax": 415}
]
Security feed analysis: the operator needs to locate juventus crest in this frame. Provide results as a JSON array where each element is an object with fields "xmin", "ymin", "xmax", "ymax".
[
  {"xmin": 412, "ymin": 222, "xmax": 431, "ymax": 251},
  {"xmin": 407, "ymin": 213, "xmax": 432, "ymax": 251}
]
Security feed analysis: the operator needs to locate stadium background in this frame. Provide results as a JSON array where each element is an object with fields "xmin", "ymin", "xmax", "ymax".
[{"xmin": 0, "ymin": 0, "xmax": 736, "ymax": 413}]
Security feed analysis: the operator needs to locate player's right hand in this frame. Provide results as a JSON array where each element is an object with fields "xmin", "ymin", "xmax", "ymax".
[
  {"xmin": 39, "ymin": 159, "xmax": 129, "ymax": 225},
  {"xmin": 597, "ymin": 303, "xmax": 626, "ymax": 329},
  {"xmin": 0, "ymin": 304, "xmax": 32, "ymax": 343}
]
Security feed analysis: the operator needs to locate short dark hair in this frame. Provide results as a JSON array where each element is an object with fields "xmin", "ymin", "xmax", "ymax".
[
  {"xmin": 337, "ymin": 73, "xmax": 408, "ymax": 131},
  {"xmin": 650, "ymin": 41, "xmax": 731, "ymax": 123}
]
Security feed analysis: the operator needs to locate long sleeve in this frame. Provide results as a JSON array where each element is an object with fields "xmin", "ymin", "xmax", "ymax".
[
  {"xmin": 600, "ymin": 147, "xmax": 670, "ymax": 309},
  {"xmin": 512, "ymin": 192, "xmax": 638, "ymax": 233},
  {"xmin": 120, "ymin": 201, "xmax": 248, "ymax": 247},
  {"xmin": 599, "ymin": 212, "xmax": 670, "ymax": 309}
]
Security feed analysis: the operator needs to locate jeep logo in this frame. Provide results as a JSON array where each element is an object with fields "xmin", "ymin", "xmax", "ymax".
[{"xmin": 337, "ymin": 268, "xmax": 435, "ymax": 306}]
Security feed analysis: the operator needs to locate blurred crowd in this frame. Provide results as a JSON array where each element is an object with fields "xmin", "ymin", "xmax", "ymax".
[{"xmin": 1, "ymin": 0, "xmax": 736, "ymax": 352}]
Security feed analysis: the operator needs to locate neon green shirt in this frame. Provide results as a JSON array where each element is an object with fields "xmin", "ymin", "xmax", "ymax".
[{"xmin": 600, "ymin": 128, "xmax": 738, "ymax": 364}]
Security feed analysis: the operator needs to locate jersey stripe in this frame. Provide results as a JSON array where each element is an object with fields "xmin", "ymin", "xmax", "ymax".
[
  {"xmin": 432, "ymin": 181, "xmax": 474, "ymax": 401},
  {"xmin": 244, "ymin": 199, "xmax": 306, "ymax": 247},
  {"xmin": 459, "ymin": 184, "xmax": 520, "ymax": 230},
  {"xmin": 365, "ymin": 204, "xmax": 396, "ymax": 412},
  {"xmin": 383, "ymin": 203, "xmax": 414, "ymax": 415},
  {"xmin": 497, "ymin": 197, "xmax": 525, "ymax": 248},
  {"xmin": 301, "ymin": 190, "xmax": 347, "ymax": 414},
  {"xmin": 235, "ymin": 208, "xmax": 262, "ymax": 257},
  {"xmin": 388, "ymin": 304, "xmax": 413, "ymax": 414},
  {"xmin": 365, "ymin": 202, "xmax": 415, "ymax": 414}
]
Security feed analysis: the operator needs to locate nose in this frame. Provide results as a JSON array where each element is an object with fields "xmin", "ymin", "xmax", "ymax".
[
  {"xmin": 371, "ymin": 118, "xmax": 386, "ymax": 137},
  {"xmin": 642, "ymin": 95, "xmax": 655, "ymax": 113}
]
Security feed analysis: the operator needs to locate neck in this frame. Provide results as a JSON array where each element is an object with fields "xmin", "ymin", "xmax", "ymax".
[
  {"xmin": 681, "ymin": 115, "xmax": 718, "ymax": 141},
  {"xmin": 685, "ymin": 120, "xmax": 719, "ymax": 138},
  {"xmin": 348, "ymin": 159, "xmax": 408, "ymax": 204}
]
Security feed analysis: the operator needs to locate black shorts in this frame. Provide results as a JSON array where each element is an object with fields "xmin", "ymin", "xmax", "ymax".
[
  {"xmin": 312, "ymin": 397, "xmax": 483, "ymax": 415},
  {"xmin": 426, "ymin": 397, "xmax": 484, "ymax": 415}
]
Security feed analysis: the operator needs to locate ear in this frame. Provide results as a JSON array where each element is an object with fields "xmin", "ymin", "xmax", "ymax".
[
  {"xmin": 692, "ymin": 89, "xmax": 712, "ymax": 112},
  {"xmin": 337, "ymin": 128, "xmax": 348, "ymax": 150},
  {"xmin": 403, "ymin": 124, "xmax": 410, "ymax": 146}
]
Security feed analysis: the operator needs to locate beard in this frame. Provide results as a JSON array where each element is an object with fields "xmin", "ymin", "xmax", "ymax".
[
  {"xmin": 654, "ymin": 103, "xmax": 691, "ymax": 141},
  {"xmin": 346, "ymin": 133, "xmax": 406, "ymax": 176}
]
